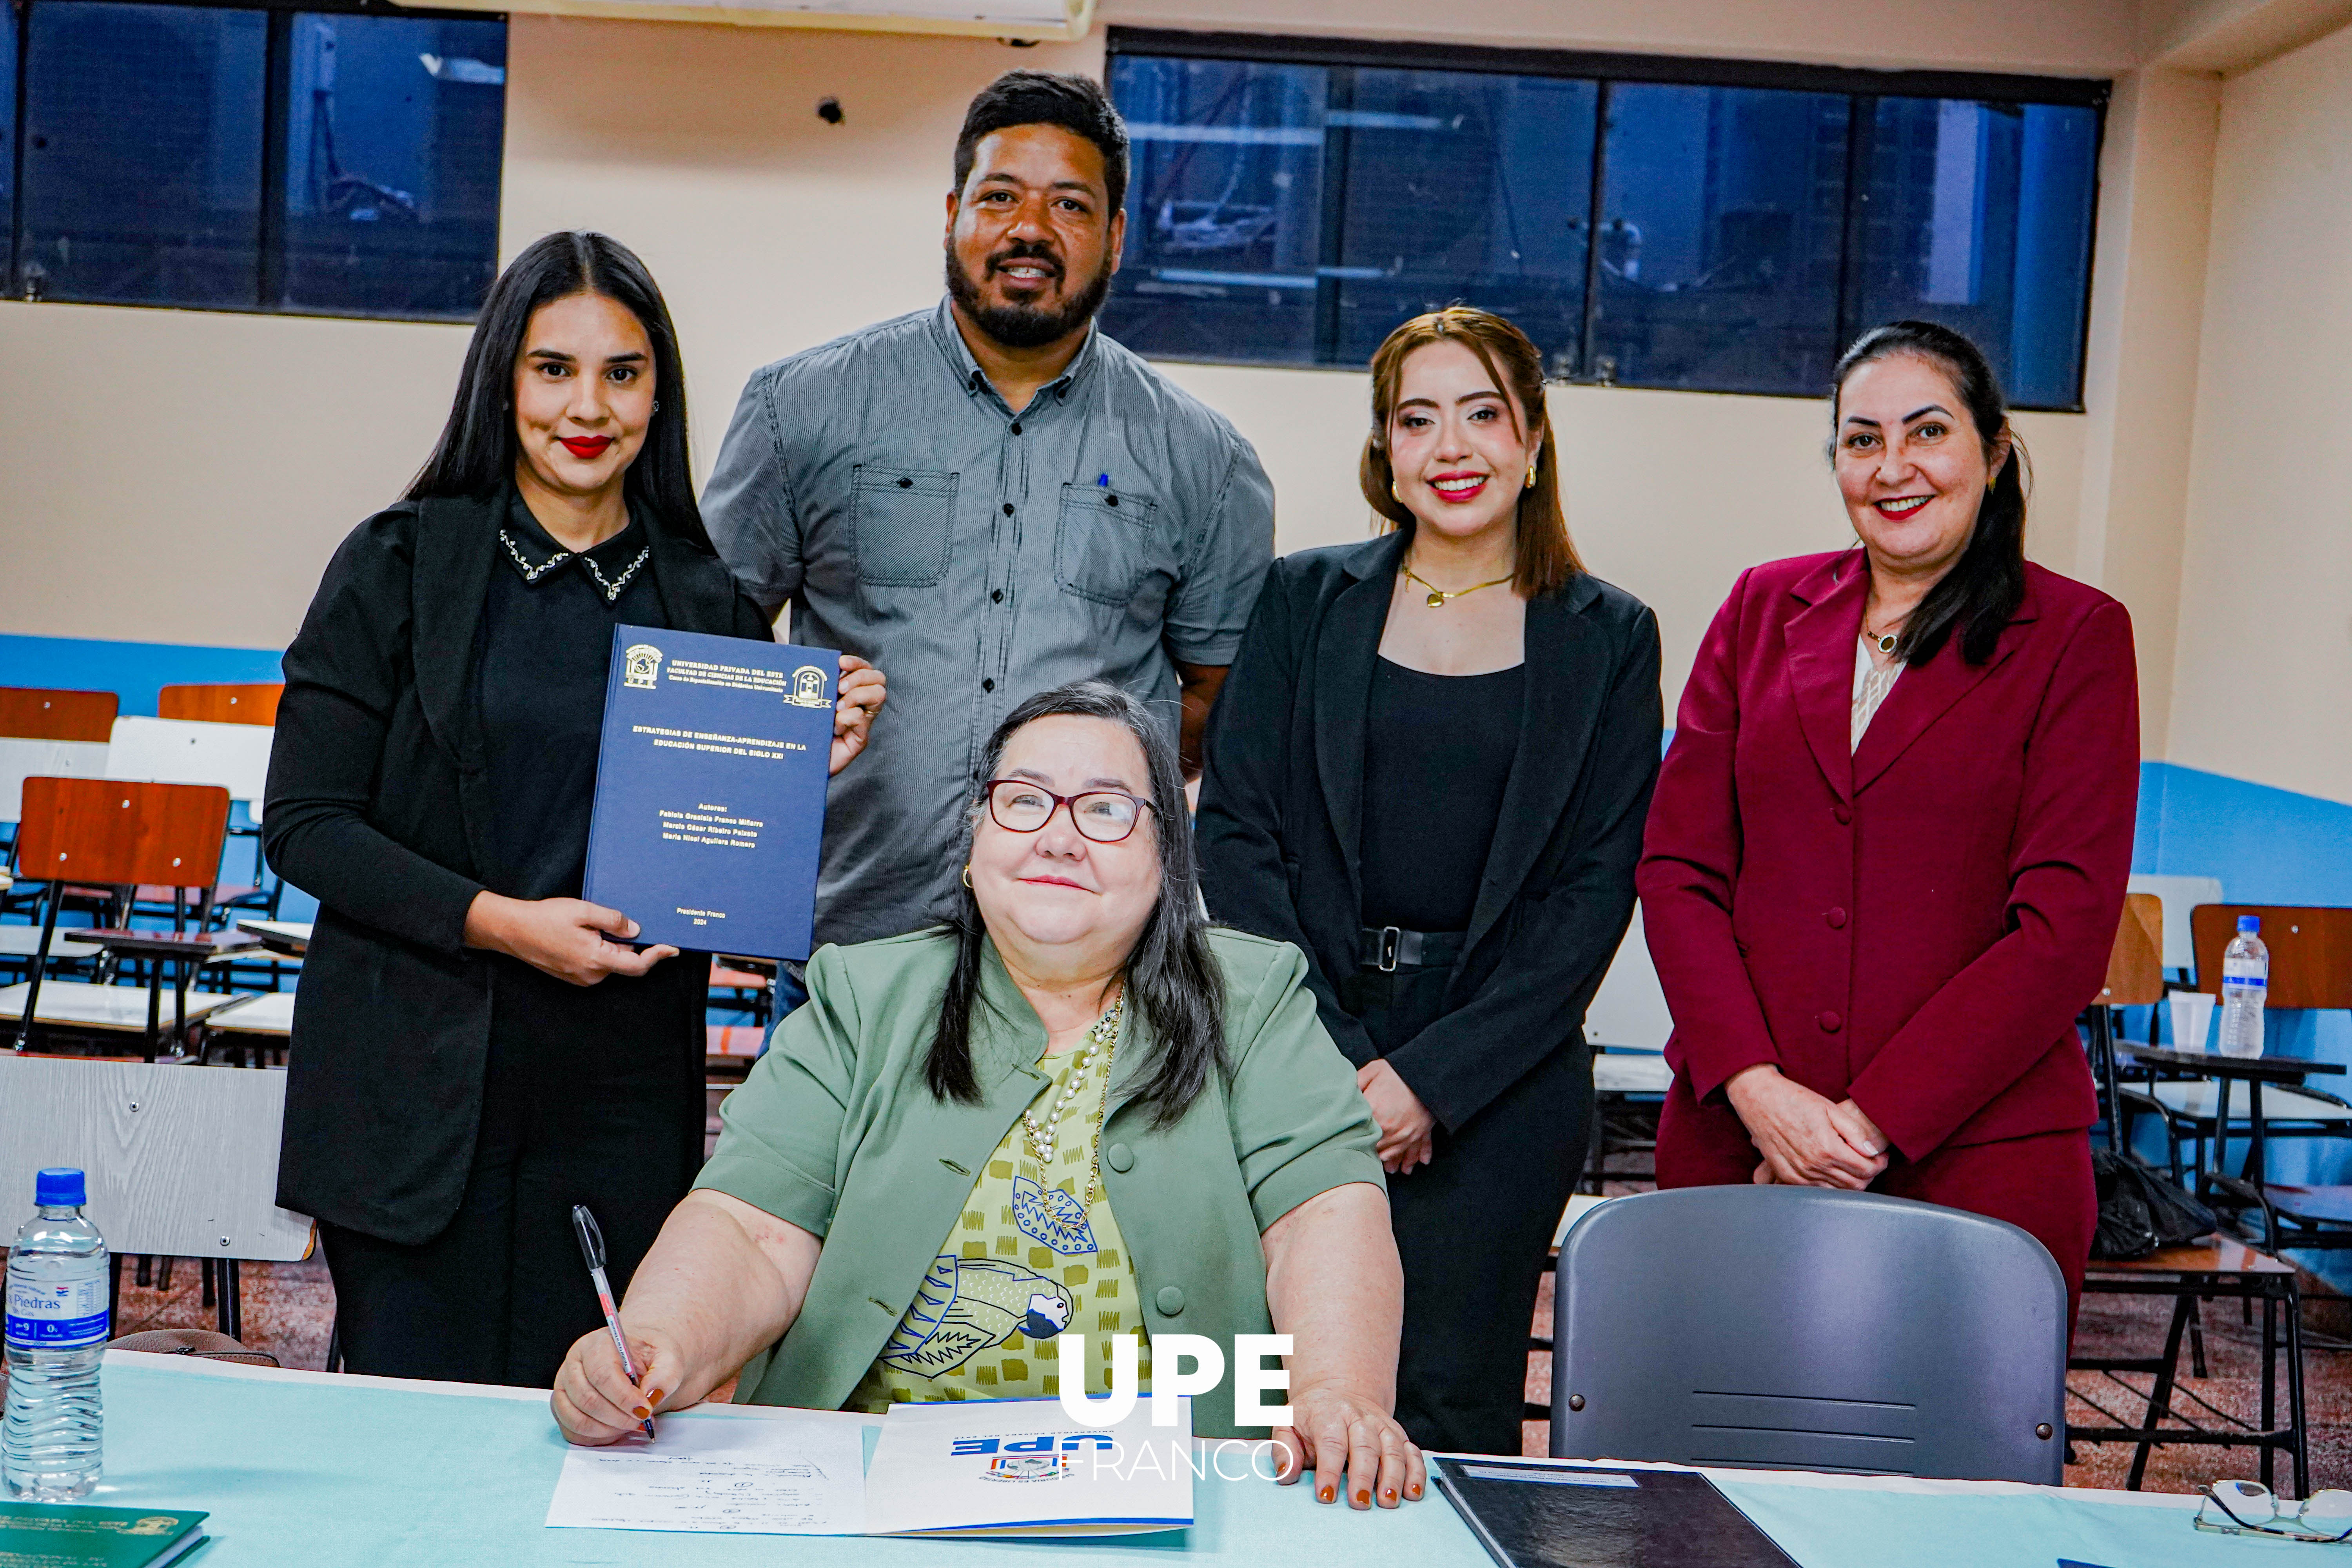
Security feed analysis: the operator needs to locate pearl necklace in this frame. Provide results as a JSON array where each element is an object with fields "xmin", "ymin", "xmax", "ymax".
[{"xmin": 1020, "ymin": 992, "xmax": 1122, "ymax": 1199}]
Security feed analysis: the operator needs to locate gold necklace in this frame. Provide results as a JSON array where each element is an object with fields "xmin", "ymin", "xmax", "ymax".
[
  {"xmin": 1403, "ymin": 564, "xmax": 1515, "ymax": 609},
  {"xmin": 1020, "ymin": 991, "xmax": 1122, "ymax": 1207}
]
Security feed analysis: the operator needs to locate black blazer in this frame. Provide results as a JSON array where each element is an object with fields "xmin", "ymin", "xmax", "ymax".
[
  {"xmin": 263, "ymin": 491, "xmax": 773, "ymax": 1244},
  {"xmin": 1195, "ymin": 533, "xmax": 1662, "ymax": 1132}
]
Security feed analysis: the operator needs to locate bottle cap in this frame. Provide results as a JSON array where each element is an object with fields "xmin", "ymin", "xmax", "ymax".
[
  {"xmin": 34, "ymin": 1168, "xmax": 85, "ymax": 1208},
  {"xmin": 2238, "ymin": 915, "xmax": 2261, "ymax": 933}
]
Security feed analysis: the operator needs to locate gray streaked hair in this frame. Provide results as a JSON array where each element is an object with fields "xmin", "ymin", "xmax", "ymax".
[{"xmin": 927, "ymin": 681, "xmax": 1226, "ymax": 1125}]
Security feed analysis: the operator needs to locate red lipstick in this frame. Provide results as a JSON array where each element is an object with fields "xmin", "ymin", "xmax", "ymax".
[
  {"xmin": 560, "ymin": 436, "xmax": 615, "ymax": 459},
  {"xmin": 1428, "ymin": 471, "xmax": 1489, "ymax": 505}
]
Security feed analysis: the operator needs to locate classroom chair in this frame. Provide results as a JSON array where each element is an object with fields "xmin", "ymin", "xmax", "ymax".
[
  {"xmin": 156, "ymin": 684, "xmax": 283, "ymax": 727},
  {"xmin": 2073, "ymin": 1235, "xmax": 2309, "ymax": 1495},
  {"xmin": 0, "ymin": 686, "xmax": 116, "ymax": 914},
  {"xmin": 1551, "ymin": 1185, "xmax": 2067, "ymax": 1484},
  {"xmin": 0, "ymin": 1052, "xmax": 315, "ymax": 1341},
  {"xmin": 121, "ymin": 683, "xmax": 287, "ymax": 928},
  {"xmin": 2189, "ymin": 906, "xmax": 2352, "ymax": 1256},
  {"xmin": 2125, "ymin": 873, "xmax": 2225, "ymax": 984},
  {"xmin": 2086, "ymin": 891, "xmax": 2165, "ymax": 1151},
  {"xmin": 2, "ymin": 776, "xmax": 248, "ymax": 1058}
]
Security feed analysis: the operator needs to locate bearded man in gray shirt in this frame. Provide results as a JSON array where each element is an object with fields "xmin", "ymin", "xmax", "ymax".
[{"xmin": 703, "ymin": 71, "xmax": 1275, "ymax": 947}]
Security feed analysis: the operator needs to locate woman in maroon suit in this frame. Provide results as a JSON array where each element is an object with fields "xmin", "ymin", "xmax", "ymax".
[{"xmin": 1639, "ymin": 321, "xmax": 2137, "ymax": 1320}]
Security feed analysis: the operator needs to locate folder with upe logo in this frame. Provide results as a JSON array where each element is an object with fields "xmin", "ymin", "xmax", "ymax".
[{"xmin": 583, "ymin": 624, "xmax": 837, "ymax": 960}]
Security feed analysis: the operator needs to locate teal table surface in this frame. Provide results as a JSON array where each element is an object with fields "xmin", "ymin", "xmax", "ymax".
[{"xmin": 80, "ymin": 1352, "xmax": 2288, "ymax": 1566}]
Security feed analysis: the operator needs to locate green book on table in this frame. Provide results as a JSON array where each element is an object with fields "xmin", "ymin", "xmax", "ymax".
[{"xmin": 0, "ymin": 1502, "xmax": 207, "ymax": 1567}]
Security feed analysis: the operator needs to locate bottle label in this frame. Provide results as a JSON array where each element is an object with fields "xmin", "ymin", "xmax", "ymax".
[{"xmin": 5, "ymin": 1273, "xmax": 109, "ymax": 1348}]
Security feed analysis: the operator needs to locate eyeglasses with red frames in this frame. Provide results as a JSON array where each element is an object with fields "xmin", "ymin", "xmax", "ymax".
[{"xmin": 982, "ymin": 778, "xmax": 1155, "ymax": 844}]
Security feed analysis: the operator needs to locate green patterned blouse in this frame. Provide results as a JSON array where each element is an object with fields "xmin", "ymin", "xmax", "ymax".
[{"xmin": 848, "ymin": 1018, "xmax": 1150, "ymax": 1408}]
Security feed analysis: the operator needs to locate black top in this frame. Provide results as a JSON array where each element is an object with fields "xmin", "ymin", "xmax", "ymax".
[
  {"xmin": 1195, "ymin": 534, "xmax": 1662, "ymax": 1133},
  {"xmin": 476, "ymin": 490, "xmax": 682, "ymax": 1089},
  {"xmin": 263, "ymin": 491, "xmax": 773, "ymax": 1244},
  {"xmin": 477, "ymin": 488, "xmax": 659, "ymax": 900},
  {"xmin": 1361, "ymin": 657, "xmax": 1525, "ymax": 934}
]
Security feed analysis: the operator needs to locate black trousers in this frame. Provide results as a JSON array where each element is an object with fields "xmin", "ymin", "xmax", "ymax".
[
  {"xmin": 321, "ymin": 961, "xmax": 700, "ymax": 1388},
  {"xmin": 1343, "ymin": 961, "xmax": 1592, "ymax": 1456}
]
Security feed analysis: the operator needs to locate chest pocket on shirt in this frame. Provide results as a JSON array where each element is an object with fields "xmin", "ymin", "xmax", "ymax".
[
  {"xmin": 1054, "ymin": 484, "xmax": 1163, "ymax": 607},
  {"xmin": 850, "ymin": 465, "xmax": 957, "ymax": 586}
]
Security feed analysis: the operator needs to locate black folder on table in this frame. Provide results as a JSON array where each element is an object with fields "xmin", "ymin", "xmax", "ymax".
[{"xmin": 1432, "ymin": 1458, "xmax": 1798, "ymax": 1567}]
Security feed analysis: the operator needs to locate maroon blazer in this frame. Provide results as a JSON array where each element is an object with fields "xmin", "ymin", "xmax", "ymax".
[{"xmin": 1639, "ymin": 551, "xmax": 2138, "ymax": 1161}]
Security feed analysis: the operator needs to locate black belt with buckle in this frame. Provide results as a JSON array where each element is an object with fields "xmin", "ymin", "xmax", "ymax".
[{"xmin": 1358, "ymin": 926, "xmax": 1466, "ymax": 973}]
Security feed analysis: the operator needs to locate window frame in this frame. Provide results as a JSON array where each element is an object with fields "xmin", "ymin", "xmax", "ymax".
[
  {"xmin": 1105, "ymin": 27, "xmax": 2109, "ymax": 411},
  {"xmin": 4, "ymin": 0, "xmax": 508, "ymax": 322}
]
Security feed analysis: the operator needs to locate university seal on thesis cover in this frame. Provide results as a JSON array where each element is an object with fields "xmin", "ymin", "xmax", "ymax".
[{"xmin": 583, "ymin": 624, "xmax": 837, "ymax": 959}]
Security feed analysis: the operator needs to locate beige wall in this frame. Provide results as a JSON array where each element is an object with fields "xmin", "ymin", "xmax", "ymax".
[
  {"xmin": 2167, "ymin": 19, "xmax": 2352, "ymax": 804},
  {"xmin": 0, "ymin": 303, "xmax": 468, "ymax": 649},
  {"xmin": 2070, "ymin": 66, "xmax": 2221, "ymax": 755},
  {"xmin": 0, "ymin": 0, "xmax": 2216, "ymax": 737}
]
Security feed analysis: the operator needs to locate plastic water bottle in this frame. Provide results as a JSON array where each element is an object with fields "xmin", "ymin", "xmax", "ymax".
[
  {"xmin": 4, "ymin": 1169, "xmax": 107, "ymax": 1500},
  {"xmin": 2217, "ymin": 915, "xmax": 2269, "ymax": 1059}
]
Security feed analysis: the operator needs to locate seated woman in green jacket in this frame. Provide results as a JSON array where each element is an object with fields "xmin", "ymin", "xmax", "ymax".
[{"xmin": 552, "ymin": 681, "xmax": 1422, "ymax": 1510}]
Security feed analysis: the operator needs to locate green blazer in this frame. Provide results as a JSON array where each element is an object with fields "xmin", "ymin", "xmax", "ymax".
[{"xmin": 700, "ymin": 926, "xmax": 1385, "ymax": 1437}]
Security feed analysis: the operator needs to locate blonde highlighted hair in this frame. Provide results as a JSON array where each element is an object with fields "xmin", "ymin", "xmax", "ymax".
[{"xmin": 1359, "ymin": 306, "xmax": 1583, "ymax": 597}]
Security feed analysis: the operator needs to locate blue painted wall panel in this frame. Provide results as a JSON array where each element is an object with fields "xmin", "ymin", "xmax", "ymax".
[{"xmin": 2, "ymin": 633, "xmax": 285, "ymax": 717}]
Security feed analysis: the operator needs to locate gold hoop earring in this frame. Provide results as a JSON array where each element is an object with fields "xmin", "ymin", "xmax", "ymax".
[
  {"xmin": 961, "ymin": 865, "xmax": 973, "ymax": 889},
  {"xmin": 1390, "ymin": 480, "xmax": 1401, "ymax": 502},
  {"xmin": 1986, "ymin": 474, "xmax": 1997, "ymax": 492},
  {"xmin": 1527, "ymin": 463, "xmax": 1539, "ymax": 488}
]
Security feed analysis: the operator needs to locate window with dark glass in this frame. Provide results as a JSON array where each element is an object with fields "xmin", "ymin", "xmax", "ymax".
[
  {"xmin": 4, "ymin": 0, "xmax": 505, "ymax": 321},
  {"xmin": 21, "ymin": 4, "xmax": 268, "ymax": 309},
  {"xmin": 1847, "ymin": 98, "xmax": 2100, "ymax": 411},
  {"xmin": 1103, "ymin": 32, "xmax": 2106, "ymax": 410},
  {"xmin": 275, "ymin": 14, "xmax": 505, "ymax": 317},
  {"xmin": 0, "ymin": 24, "xmax": 17, "ymax": 283},
  {"xmin": 1588, "ymin": 84, "xmax": 1850, "ymax": 396}
]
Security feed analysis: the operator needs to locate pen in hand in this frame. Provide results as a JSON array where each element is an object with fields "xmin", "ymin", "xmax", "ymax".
[{"xmin": 572, "ymin": 1203, "xmax": 657, "ymax": 1439}]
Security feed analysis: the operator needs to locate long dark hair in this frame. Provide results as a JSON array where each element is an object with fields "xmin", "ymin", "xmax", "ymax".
[
  {"xmin": 406, "ymin": 230, "xmax": 710, "ymax": 548},
  {"xmin": 1831, "ymin": 320, "xmax": 2028, "ymax": 666},
  {"xmin": 928, "ymin": 682, "xmax": 1226, "ymax": 1127}
]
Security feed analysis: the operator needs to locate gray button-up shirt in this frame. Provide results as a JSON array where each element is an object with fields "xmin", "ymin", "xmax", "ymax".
[{"xmin": 703, "ymin": 299, "xmax": 1276, "ymax": 945}]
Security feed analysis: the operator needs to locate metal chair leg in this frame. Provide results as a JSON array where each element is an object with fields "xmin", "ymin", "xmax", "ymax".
[
  {"xmin": 2288, "ymin": 1282, "xmax": 2312, "ymax": 1498},
  {"xmin": 216, "ymin": 1259, "xmax": 241, "ymax": 1342},
  {"xmin": 2128, "ymin": 1296, "xmax": 2195, "ymax": 1491},
  {"xmin": 2261, "ymin": 1294, "xmax": 2278, "ymax": 1490}
]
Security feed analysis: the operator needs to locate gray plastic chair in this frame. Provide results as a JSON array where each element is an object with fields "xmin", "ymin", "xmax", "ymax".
[{"xmin": 1552, "ymin": 1185, "xmax": 2066, "ymax": 1483}]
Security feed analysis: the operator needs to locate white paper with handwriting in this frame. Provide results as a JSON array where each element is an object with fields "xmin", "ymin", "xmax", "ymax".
[{"xmin": 545, "ymin": 1408, "xmax": 867, "ymax": 1535}]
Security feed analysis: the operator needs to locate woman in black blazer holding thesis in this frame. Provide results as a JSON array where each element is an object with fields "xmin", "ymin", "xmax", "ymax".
[
  {"xmin": 1197, "ymin": 307, "xmax": 1660, "ymax": 1455},
  {"xmin": 264, "ymin": 231, "xmax": 885, "ymax": 1386}
]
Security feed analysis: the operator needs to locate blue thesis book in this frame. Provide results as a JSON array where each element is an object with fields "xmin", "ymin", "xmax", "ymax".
[{"xmin": 582, "ymin": 625, "xmax": 836, "ymax": 960}]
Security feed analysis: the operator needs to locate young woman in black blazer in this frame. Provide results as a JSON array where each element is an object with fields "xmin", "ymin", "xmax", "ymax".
[
  {"xmin": 1196, "ymin": 307, "xmax": 1661, "ymax": 1455},
  {"xmin": 263, "ymin": 231, "xmax": 885, "ymax": 1386}
]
